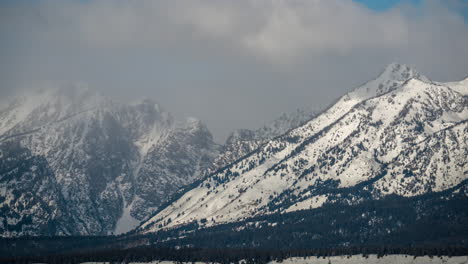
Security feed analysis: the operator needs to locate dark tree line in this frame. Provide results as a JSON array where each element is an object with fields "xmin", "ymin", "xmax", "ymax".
[
  {"xmin": 2, "ymin": 246, "xmax": 468, "ymax": 264},
  {"xmin": 1, "ymin": 181, "xmax": 467, "ymax": 263}
]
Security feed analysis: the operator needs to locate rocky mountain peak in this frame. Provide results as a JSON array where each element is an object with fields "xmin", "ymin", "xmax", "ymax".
[
  {"xmin": 381, "ymin": 63, "xmax": 428, "ymax": 82},
  {"xmin": 350, "ymin": 63, "xmax": 429, "ymax": 100},
  {"xmin": 139, "ymin": 64, "xmax": 467, "ymax": 234},
  {"xmin": 0, "ymin": 84, "xmax": 221, "ymax": 237}
]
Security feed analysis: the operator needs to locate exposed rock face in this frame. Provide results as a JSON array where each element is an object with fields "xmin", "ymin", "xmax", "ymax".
[
  {"xmin": 0, "ymin": 85, "xmax": 220, "ymax": 236},
  {"xmin": 0, "ymin": 141, "xmax": 76, "ymax": 237}
]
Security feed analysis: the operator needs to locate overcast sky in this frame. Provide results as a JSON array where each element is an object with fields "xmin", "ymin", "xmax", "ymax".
[{"xmin": 1, "ymin": 0, "xmax": 468, "ymax": 142}]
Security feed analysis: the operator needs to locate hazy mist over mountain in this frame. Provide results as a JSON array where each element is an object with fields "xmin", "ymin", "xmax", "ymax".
[{"xmin": 1, "ymin": 0, "xmax": 468, "ymax": 141}]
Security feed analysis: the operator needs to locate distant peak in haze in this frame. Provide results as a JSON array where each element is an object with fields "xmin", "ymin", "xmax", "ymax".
[
  {"xmin": 132, "ymin": 98, "xmax": 160, "ymax": 109},
  {"xmin": 29, "ymin": 82, "xmax": 98, "ymax": 101}
]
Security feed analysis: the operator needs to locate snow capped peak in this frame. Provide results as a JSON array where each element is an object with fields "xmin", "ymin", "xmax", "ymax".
[
  {"xmin": 381, "ymin": 62, "xmax": 409, "ymax": 75},
  {"xmin": 0, "ymin": 82, "xmax": 106, "ymax": 136},
  {"xmin": 186, "ymin": 116, "xmax": 201, "ymax": 125},
  {"xmin": 380, "ymin": 63, "xmax": 426, "ymax": 81},
  {"xmin": 49, "ymin": 82, "xmax": 96, "ymax": 100},
  {"xmin": 0, "ymin": 82, "xmax": 175, "ymax": 139},
  {"xmin": 180, "ymin": 117, "xmax": 213, "ymax": 140},
  {"xmin": 139, "ymin": 67, "xmax": 467, "ymax": 234},
  {"xmin": 349, "ymin": 63, "xmax": 428, "ymax": 100},
  {"xmin": 132, "ymin": 98, "xmax": 161, "ymax": 112},
  {"xmin": 127, "ymin": 98, "xmax": 170, "ymax": 128},
  {"xmin": 0, "ymin": 82, "xmax": 222, "ymax": 237},
  {"xmin": 30, "ymin": 82, "xmax": 104, "ymax": 108},
  {"xmin": 14, "ymin": 82, "xmax": 103, "ymax": 110},
  {"xmin": 181, "ymin": 117, "xmax": 206, "ymax": 131}
]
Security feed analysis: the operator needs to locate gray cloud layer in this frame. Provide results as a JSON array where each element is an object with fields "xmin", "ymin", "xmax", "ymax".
[{"xmin": 1, "ymin": 0, "xmax": 467, "ymax": 141}]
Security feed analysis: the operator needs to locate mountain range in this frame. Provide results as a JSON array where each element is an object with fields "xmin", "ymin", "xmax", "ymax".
[
  {"xmin": 0, "ymin": 63, "xmax": 466, "ymax": 242},
  {"xmin": 0, "ymin": 83, "xmax": 315, "ymax": 237},
  {"xmin": 138, "ymin": 63, "xmax": 467, "ymax": 236},
  {"xmin": 0, "ymin": 84, "xmax": 221, "ymax": 236}
]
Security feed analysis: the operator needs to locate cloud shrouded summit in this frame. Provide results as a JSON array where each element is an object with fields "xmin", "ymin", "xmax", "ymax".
[{"xmin": 1, "ymin": 0, "xmax": 468, "ymax": 141}]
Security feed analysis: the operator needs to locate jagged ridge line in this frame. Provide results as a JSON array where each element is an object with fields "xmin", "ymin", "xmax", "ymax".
[{"xmin": 0, "ymin": 107, "xmax": 98, "ymax": 142}]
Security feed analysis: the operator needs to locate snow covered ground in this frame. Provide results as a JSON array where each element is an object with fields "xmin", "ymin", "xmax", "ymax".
[
  {"xmin": 81, "ymin": 255, "xmax": 468, "ymax": 264},
  {"xmin": 271, "ymin": 255, "xmax": 468, "ymax": 264},
  {"xmin": 113, "ymin": 203, "xmax": 140, "ymax": 235}
]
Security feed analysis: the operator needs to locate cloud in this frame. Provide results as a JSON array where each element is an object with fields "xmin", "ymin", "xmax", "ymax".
[
  {"xmin": 1, "ymin": 0, "xmax": 467, "ymax": 141},
  {"xmin": 29, "ymin": 0, "xmax": 411, "ymax": 62},
  {"xmin": 241, "ymin": 0, "xmax": 409, "ymax": 62},
  {"xmin": 36, "ymin": 0, "xmax": 462, "ymax": 63}
]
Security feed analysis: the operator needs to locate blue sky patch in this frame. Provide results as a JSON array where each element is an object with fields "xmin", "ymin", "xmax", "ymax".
[{"xmin": 352, "ymin": 0, "xmax": 421, "ymax": 11}]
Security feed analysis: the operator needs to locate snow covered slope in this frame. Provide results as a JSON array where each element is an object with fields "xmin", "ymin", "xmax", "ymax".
[
  {"xmin": 140, "ymin": 64, "xmax": 467, "ymax": 233},
  {"xmin": 209, "ymin": 107, "xmax": 318, "ymax": 175},
  {"xmin": 0, "ymin": 82, "xmax": 317, "ymax": 237},
  {"xmin": 270, "ymin": 255, "xmax": 468, "ymax": 264},
  {"xmin": 0, "ymin": 84, "xmax": 220, "ymax": 236},
  {"xmin": 81, "ymin": 255, "xmax": 468, "ymax": 264}
]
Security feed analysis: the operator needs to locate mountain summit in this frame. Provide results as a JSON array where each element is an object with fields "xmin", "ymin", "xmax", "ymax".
[
  {"xmin": 139, "ymin": 64, "xmax": 467, "ymax": 233},
  {"xmin": 0, "ymin": 84, "xmax": 220, "ymax": 236}
]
